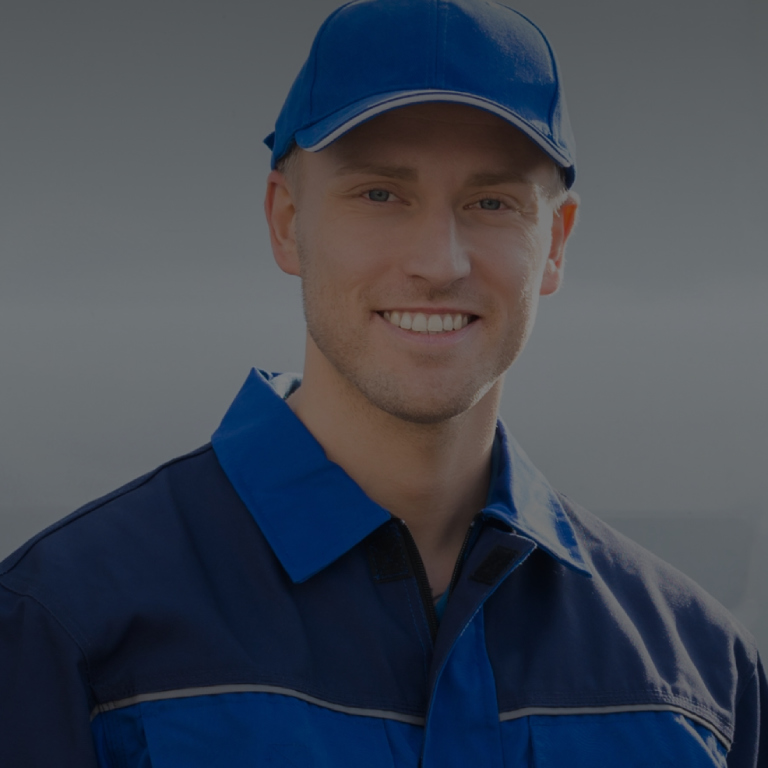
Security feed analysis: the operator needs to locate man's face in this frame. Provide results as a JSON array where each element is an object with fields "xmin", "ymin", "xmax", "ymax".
[{"xmin": 268, "ymin": 103, "xmax": 577, "ymax": 424}]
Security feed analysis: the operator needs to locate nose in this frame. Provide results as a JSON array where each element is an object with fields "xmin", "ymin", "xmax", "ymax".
[{"xmin": 401, "ymin": 206, "xmax": 471, "ymax": 289}]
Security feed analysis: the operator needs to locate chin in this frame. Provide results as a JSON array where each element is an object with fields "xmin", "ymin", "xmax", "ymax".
[
  {"xmin": 376, "ymin": 401, "xmax": 469, "ymax": 425},
  {"xmin": 353, "ymin": 373, "xmax": 496, "ymax": 425}
]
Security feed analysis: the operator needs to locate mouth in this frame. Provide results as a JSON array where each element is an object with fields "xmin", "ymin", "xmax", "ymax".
[{"xmin": 379, "ymin": 310, "xmax": 476, "ymax": 334}]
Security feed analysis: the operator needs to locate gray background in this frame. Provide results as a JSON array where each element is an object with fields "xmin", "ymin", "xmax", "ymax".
[{"xmin": 2, "ymin": 1, "xmax": 766, "ymax": 652}]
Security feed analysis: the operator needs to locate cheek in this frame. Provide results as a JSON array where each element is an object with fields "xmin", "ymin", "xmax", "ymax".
[
  {"xmin": 296, "ymin": 230, "xmax": 385, "ymax": 310},
  {"xmin": 304, "ymin": 215, "xmax": 396, "ymax": 283},
  {"xmin": 479, "ymin": 229, "xmax": 548, "ymax": 295}
]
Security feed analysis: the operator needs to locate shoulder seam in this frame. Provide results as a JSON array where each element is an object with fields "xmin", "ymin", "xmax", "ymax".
[{"xmin": 0, "ymin": 443, "xmax": 215, "ymax": 577}]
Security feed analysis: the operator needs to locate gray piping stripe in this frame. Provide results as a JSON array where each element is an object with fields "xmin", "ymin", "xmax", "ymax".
[
  {"xmin": 302, "ymin": 90, "xmax": 572, "ymax": 167},
  {"xmin": 90, "ymin": 684, "xmax": 426, "ymax": 726},
  {"xmin": 499, "ymin": 704, "xmax": 731, "ymax": 749}
]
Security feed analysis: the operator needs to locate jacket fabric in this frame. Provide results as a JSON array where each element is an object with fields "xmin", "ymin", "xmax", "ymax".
[{"xmin": 1, "ymin": 369, "xmax": 765, "ymax": 767}]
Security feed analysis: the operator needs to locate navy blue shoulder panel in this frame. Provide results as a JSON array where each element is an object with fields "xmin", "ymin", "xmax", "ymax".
[
  {"xmin": 485, "ymin": 493, "xmax": 758, "ymax": 745},
  {"xmin": 0, "ymin": 444, "xmax": 213, "ymax": 576},
  {"xmin": 0, "ymin": 447, "xmax": 431, "ymax": 717}
]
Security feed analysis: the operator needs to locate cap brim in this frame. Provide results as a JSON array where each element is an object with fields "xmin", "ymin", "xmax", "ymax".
[{"xmin": 294, "ymin": 90, "xmax": 574, "ymax": 184}]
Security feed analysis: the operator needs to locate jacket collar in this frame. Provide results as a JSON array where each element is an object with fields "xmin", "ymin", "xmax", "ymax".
[
  {"xmin": 212, "ymin": 369, "xmax": 590, "ymax": 583},
  {"xmin": 485, "ymin": 425, "xmax": 590, "ymax": 576}
]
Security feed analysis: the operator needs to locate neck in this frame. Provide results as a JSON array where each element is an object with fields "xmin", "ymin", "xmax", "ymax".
[{"xmin": 287, "ymin": 336, "xmax": 502, "ymax": 596}]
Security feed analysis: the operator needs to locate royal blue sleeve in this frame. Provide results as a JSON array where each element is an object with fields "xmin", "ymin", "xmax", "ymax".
[
  {"xmin": 0, "ymin": 583, "xmax": 100, "ymax": 767},
  {"xmin": 728, "ymin": 654, "xmax": 768, "ymax": 767}
]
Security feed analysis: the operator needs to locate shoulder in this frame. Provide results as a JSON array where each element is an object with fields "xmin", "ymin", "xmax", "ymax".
[
  {"xmin": 2, "ymin": 444, "xmax": 215, "ymax": 575},
  {"xmin": 487, "ymin": 491, "xmax": 762, "ymax": 748},
  {"xmin": 0, "ymin": 444, "xmax": 252, "ymax": 646},
  {"xmin": 557, "ymin": 492, "xmax": 759, "ymax": 655},
  {"xmin": 558, "ymin": 492, "xmax": 757, "ymax": 645},
  {"xmin": 556, "ymin": 492, "xmax": 761, "ymax": 702}
]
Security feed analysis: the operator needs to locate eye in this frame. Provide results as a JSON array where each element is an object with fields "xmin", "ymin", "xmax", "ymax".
[
  {"xmin": 477, "ymin": 198, "xmax": 502, "ymax": 211},
  {"xmin": 365, "ymin": 189, "xmax": 394, "ymax": 203}
]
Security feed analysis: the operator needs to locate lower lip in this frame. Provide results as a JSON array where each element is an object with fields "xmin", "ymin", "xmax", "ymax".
[{"xmin": 374, "ymin": 312, "xmax": 477, "ymax": 344}]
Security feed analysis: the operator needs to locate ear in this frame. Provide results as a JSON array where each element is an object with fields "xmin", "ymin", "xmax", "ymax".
[
  {"xmin": 264, "ymin": 169, "xmax": 301, "ymax": 276},
  {"xmin": 539, "ymin": 193, "xmax": 579, "ymax": 296}
]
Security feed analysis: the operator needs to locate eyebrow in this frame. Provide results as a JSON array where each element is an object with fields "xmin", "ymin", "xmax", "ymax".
[
  {"xmin": 465, "ymin": 171, "xmax": 534, "ymax": 187},
  {"xmin": 332, "ymin": 162, "xmax": 535, "ymax": 188},
  {"xmin": 333, "ymin": 162, "xmax": 418, "ymax": 181}
]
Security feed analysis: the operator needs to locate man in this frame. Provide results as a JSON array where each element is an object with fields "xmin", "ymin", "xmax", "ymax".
[{"xmin": 1, "ymin": 0, "xmax": 765, "ymax": 765}]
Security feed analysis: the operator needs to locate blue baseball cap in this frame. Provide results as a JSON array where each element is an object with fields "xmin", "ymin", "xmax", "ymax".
[{"xmin": 265, "ymin": 0, "xmax": 576, "ymax": 188}]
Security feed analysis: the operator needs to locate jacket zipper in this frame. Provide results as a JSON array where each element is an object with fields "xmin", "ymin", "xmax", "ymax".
[
  {"xmin": 445, "ymin": 516, "xmax": 479, "ymax": 598},
  {"xmin": 401, "ymin": 516, "xmax": 483, "ymax": 768},
  {"xmin": 397, "ymin": 515, "xmax": 481, "ymax": 643},
  {"xmin": 397, "ymin": 520, "xmax": 440, "ymax": 643}
]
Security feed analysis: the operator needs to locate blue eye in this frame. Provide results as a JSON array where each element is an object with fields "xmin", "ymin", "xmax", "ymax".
[
  {"xmin": 366, "ymin": 189, "xmax": 391, "ymax": 202},
  {"xmin": 478, "ymin": 198, "xmax": 502, "ymax": 210}
]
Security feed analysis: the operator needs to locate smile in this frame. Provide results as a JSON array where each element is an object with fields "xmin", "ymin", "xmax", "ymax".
[{"xmin": 380, "ymin": 310, "xmax": 474, "ymax": 334}]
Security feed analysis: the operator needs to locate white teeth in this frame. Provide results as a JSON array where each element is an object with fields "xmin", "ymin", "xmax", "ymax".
[{"xmin": 383, "ymin": 310, "xmax": 471, "ymax": 333}]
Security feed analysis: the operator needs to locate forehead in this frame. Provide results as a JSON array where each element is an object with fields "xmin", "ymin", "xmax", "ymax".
[{"xmin": 319, "ymin": 103, "xmax": 555, "ymax": 176}]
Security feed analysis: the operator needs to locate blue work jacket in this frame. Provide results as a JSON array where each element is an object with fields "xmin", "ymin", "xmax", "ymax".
[{"xmin": 1, "ymin": 369, "xmax": 765, "ymax": 766}]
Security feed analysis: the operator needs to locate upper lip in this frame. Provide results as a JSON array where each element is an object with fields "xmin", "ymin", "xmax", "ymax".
[{"xmin": 378, "ymin": 308, "xmax": 477, "ymax": 316}]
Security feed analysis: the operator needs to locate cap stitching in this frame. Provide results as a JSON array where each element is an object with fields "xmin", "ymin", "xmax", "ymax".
[
  {"xmin": 431, "ymin": 0, "xmax": 439, "ymax": 84},
  {"xmin": 299, "ymin": 90, "xmax": 572, "ymax": 166},
  {"xmin": 307, "ymin": 0, "xmax": 359, "ymax": 122},
  {"xmin": 506, "ymin": 5, "xmax": 562, "ymax": 147}
]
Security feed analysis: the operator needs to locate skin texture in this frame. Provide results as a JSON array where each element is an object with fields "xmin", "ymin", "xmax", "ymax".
[{"xmin": 265, "ymin": 103, "xmax": 578, "ymax": 595}]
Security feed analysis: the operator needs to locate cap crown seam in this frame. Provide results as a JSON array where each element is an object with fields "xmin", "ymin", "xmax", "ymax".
[
  {"xmin": 508, "ymin": 5, "xmax": 562, "ymax": 144},
  {"xmin": 308, "ymin": 1, "xmax": 357, "ymax": 122},
  {"xmin": 434, "ymin": 0, "xmax": 442, "ymax": 86}
]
